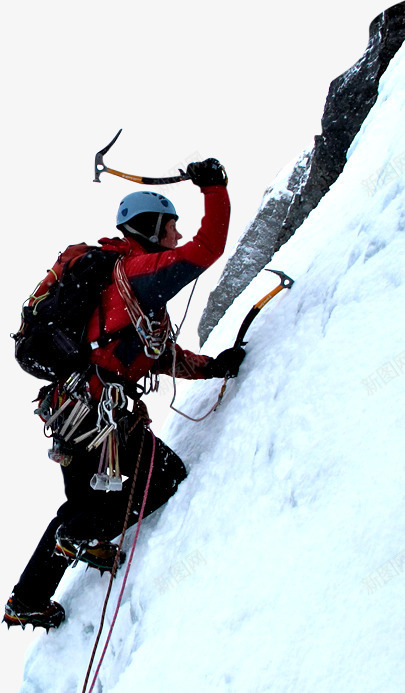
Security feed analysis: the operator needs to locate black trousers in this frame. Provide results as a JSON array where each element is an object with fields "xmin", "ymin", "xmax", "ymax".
[{"xmin": 13, "ymin": 417, "xmax": 187, "ymax": 607}]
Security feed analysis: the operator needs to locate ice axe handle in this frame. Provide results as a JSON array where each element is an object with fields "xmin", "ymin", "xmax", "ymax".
[{"xmin": 233, "ymin": 270, "xmax": 294, "ymax": 348}]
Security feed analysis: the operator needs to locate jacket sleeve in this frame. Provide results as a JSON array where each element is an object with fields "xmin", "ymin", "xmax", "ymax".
[
  {"xmin": 124, "ymin": 185, "xmax": 230, "ymax": 314},
  {"xmin": 156, "ymin": 343, "xmax": 215, "ymax": 380}
]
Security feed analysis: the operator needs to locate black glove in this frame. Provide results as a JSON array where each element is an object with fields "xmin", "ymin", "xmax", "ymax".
[
  {"xmin": 204, "ymin": 346, "xmax": 245, "ymax": 379},
  {"xmin": 185, "ymin": 158, "xmax": 228, "ymax": 188}
]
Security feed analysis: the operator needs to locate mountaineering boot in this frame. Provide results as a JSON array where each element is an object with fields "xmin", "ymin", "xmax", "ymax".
[
  {"xmin": 3, "ymin": 594, "xmax": 65, "ymax": 631},
  {"xmin": 54, "ymin": 531, "xmax": 126, "ymax": 574}
]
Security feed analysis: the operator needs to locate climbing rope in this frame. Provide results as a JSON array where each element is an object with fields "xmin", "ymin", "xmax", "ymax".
[
  {"xmin": 167, "ymin": 278, "xmax": 224, "ymax": 422},
  {"xmin": 114, "ymin": 256, "xmax": 172, "ymax": 358},
  {"xmin": 169, "ymin": 344, "xmax": 229, "ymax": 422},
  {"xmin": 167, "ymin": 276, "xmax": 229, "ymax": 421},
  {"xmin": 81, "ymin": 422, "xmax": 156, "ymax": 693}
]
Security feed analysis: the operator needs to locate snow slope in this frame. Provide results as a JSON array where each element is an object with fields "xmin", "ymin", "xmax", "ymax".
[{"xmin": 20, "ymin": 42, "xmax": 405, "ymax": 693}]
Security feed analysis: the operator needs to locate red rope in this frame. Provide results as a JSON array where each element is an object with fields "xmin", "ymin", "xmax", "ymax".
[{"xmin": 86, "ymin": 432, "xmax": 156, "ymax": 693}]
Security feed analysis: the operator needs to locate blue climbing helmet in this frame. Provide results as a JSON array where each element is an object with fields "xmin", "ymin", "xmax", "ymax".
[{"xmin": 116, "ymin": 191, "xmax": 178, "ymax": 243}]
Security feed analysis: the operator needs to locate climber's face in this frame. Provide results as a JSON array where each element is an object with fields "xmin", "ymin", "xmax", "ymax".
[{"xmin": 160, "ymin": 219, "xmax": 183, "ymax": 249}]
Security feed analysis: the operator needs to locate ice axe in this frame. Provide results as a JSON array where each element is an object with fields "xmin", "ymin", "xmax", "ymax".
[
  {"xmin": 171, "ymin": 269, "xmax": 294, "ymax": 421},
  {"xmin": 212, "ymin": 269, "xmax": 294, "ymax": 407},
  {"xmin": 93, "ymin": 129, "xmax": 191, "ymax": 185},
  {"xmin": 233, "ymin": 269, "xmax": 294, "ymax": 348}
]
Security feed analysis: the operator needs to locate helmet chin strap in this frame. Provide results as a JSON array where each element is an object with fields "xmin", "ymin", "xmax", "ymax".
[
  {"xmin": 123, "ymin": 224, "xmax": 149, "ymax": 242},
  {"xmin": 149, "ymin": 213, "xmax": 163, "ymax": 243},
  {"xmin": 124, "ymin": 212, "xmax": 163, "ymax": 244}
]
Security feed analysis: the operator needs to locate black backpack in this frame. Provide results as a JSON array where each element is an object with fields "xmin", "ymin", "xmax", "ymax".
[{"xmin": 12, "ymin": 243, "xmax": 119, "ymax": 381}]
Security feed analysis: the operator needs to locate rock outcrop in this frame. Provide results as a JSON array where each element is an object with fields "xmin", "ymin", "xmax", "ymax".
[{"xmin": 198, "ymin": 2, "xmax": 405, "ymax": 346}]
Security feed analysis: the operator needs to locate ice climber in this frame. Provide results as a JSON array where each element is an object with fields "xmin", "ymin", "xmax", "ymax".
[{"xmin": 4, "ymin": 158, "xmax": 245, "ymax": 630}]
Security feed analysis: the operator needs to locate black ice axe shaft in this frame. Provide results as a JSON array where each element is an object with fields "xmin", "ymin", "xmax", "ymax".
[
  {"xmin": 93, "ymin": 129, "xmax": 191, "ymax": 185},
  {"xmin": 233, "ymin": 269, "xmax": 295, "ymax": 348},
  {"xmin": 210, "ymin": 269, "xmax": 295, "ymax": 412},
  {"xmin": 170, "ymin": 268, "xmax": 294, "ymax": 421}
]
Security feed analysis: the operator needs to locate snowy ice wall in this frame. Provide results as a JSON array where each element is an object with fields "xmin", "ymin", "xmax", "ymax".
[{"xmin": 20, "ymin": 40, "xmax": 405, "ymax": 693}]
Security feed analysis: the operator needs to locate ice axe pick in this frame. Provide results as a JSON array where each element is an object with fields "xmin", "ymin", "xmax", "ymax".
[{"xmin": 93, "ymin": 129, "xmax": 191, "ymax": 185}]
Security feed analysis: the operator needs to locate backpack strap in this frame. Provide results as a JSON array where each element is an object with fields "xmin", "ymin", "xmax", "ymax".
[{"xmin": 29, "ymin": 243, "xmax": 93, "ymax": 307}]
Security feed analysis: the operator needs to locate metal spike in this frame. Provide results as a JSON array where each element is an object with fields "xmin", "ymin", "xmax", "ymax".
[
  {"xmin": 63, "ymin": 404, "xmax": 92, "ymax": 441},
  {"xmin": 73, "ymin": 426, "xmax": 99, "ymax": 445},
  {"xmin": 86, "ymin": 423, "xmax": 115, "ymax": 451},
  {"xmin": 45, "ymin": 397, "xmax": 73, "ymax": 429},
  {"xmin": 60, "ymin": 401, "xmax": 90, "ymax": 438}
]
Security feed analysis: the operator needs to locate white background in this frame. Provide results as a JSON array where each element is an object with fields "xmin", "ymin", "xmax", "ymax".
[{"xmin": 0, "ymin": 1, "xmax": 389, "ymax": 690}]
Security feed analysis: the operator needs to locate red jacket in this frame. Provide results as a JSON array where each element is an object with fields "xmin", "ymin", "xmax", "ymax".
[{"xmin": 87, "ymin": 185, "xmax": 230, "ymax": 392}]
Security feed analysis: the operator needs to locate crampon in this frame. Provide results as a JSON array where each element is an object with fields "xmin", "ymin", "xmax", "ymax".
[
  {"xmin": 54, "ymin": 533, "xmax": 126, "ymax": 576},
  {"xmin": 3, "ymin": 594, "xmax": 65, "ymax": 632}
]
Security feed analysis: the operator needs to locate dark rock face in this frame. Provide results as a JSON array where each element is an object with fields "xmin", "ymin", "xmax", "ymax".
[
  {"xmin": 198, "ymin": 150, "xmax": 312, "ymax": 346},
  {"xmin": 198, "ymin": 2, "xmax": 405, "ymax": 347},
  {"xmin": 278, "ymin": 1, "xmax": 405, "ymax": 253}
]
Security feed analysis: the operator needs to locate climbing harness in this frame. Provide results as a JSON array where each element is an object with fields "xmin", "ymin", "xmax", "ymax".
[
  {"xmin": 42, "ymin": 270, "xmax": 197, "ymax": 476},
  {"xmin": 93, "ymin": 129, "xmax": 191, "ymax": 186},
  {"xmin": 43, "ymin": 370, "xmax": 128, "ymax": 492}
]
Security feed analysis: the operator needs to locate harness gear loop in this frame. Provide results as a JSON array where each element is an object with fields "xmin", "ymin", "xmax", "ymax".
[{"xmin": 42, "ymin": 373, "xmax": 127, "ymax": 490}]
